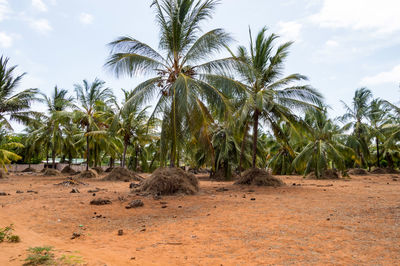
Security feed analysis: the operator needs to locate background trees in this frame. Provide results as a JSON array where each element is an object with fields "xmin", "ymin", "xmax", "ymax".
[
  {"xmin": 1, "ymin": 0, "xmax": 400, "ymax": 176},
  {"xmin": 106, "ymin": 0, "xmax": 234, "ymax": 168}
]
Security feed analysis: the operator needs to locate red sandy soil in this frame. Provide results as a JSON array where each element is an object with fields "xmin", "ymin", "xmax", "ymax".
[{"xmin": 0, "ymin": 172, "xmax": 399, "ymax": 265}]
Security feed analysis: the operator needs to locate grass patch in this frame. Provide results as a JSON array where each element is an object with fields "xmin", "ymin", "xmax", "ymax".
[
  {"xmin": 58, "ymin": 253, "xmax": 85, "ymax": 265},
  {"xmin": 24, "ymin": 246, "xmax": 54, "ymax": 265}
]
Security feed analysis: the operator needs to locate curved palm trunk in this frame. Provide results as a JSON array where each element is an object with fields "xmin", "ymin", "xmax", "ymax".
[
  {"xmin": 252, "ymin": 111, "xmax": 260, "ymax": 168},
  {"xmin": 86, "ymin": 125, "xmax": 90, "ymax": 171}
]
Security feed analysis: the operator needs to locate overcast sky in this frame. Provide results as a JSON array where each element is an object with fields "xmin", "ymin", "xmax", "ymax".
[{"xmin": 1, "ymin": 0, "xmax": 400, "ymax": 132}]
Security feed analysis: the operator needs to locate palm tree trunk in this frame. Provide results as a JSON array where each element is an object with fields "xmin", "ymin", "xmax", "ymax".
[
  {"xmin": 149, "ymin": 151, "xmax": 158, "ymax": 171},
  {"xmin": 239, "ymin": 122, "xmax": 249, "ymax": 174},
  {"xmin": 122, "ymin": 142, "xmax": 128, "ymax": 168},
  {"xmin": 170, "ymin": 89, "xmax": 177, "ymax": 168},
  {"xmin": 176, "ymin": 149, "xmax": 180, "ymax": 168},
  {"xmin": 52, "ymin": 149, "xmax": 56, "ymax": 169},
  {"xmin": 252, "ymin": 111, "xmax": 259, "ymax": 168},
  {"xmin": 86, "ymin": 126, "xmax": 90, "ymax": 171},
  {"xmin": 169, "ymin": 142, "xmax": 175, "ymax": 168},
  {"xmin": 376, "ymin": 137, "xmax": 380, "ymax": 168},
  {"xmin": 134, "ymin": 146, "xmax": 139, "ymax": 171}
]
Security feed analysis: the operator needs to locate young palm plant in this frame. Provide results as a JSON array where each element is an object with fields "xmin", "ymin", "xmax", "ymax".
[
  {"xmin": 106, "ymin": 0, "xmax": 234, "ymax": 167},
  {"xmin": 232, "ymin": 27, "xmax": 323, "ymax": 169}
]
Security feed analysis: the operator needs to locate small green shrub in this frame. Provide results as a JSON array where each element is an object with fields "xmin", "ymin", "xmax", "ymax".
[
  {"xmin": 24, "ymin": 246, "xmax": 54, "ymax": 265},
  {"xmin": 0, "ymin": 224, "xmax": 20, "ymax": 243},
  {"xmin": 8, "ymin": 235, "xmax": 20, "ymax": 242}
]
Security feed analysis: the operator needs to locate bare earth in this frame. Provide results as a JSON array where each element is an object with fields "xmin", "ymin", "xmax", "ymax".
[{"xmin": 0, "ymin": 172, "xmax": 399, "ymax": 265}]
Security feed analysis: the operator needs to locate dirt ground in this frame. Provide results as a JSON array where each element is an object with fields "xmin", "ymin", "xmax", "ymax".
[{"xmin": 0, "ymin": 172, "xmax": 399, "ymax": 265}]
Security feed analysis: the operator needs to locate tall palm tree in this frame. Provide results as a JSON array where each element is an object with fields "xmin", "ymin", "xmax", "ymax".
[
  {"xmin": 340, "ymin": 88, "xmax": 372, "ymax": 167},
  {"xmin": 232, "ymin": 27, "xmax": 323, "ymax": 168},
  {"xmin": 110, "ymin": 89, "xmax": 152, "ymax": 168},
  {"xmin": 367, "ymin": 98, "xmax": 389, "ymax": 167},
  {"xmin": 74, "ymin": 79, "xmax": 114, "ymax": 171},
  {"xmin": 39, "ymin": 86, "xmax": 74, "ymax": 168},
  {"xmin": 383, "ymin": 100, "xmax": 400, "ymax": 167},
  {"xmin": 0, "ymin": 56, "xmax": 38, "ymax": 129},
  {"xmin": 106, "ymin": 0, "xmax": 234, "ymax": 167}
]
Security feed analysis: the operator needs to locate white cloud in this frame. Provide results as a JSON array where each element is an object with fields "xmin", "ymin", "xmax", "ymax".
[
  {"xmin": 325, "ymin": 40, "xmax": 339, "ymax": 48},
  {"xmin": 29, "ymin": 18, "xmax": 53, "ymax": 34},
  {"xmin": 360, "ymin": 65, "xmax": 400, "ymax": 86},
  {"xmin": 277, "ymin": 21, "xmax": 302, "ymax": 42},
  {"xmin": 0, "ymin": 0, "xmax": 10, "ymax": 21},
  {"xmin": 32, "ymin": 0, "xmax": 47, "ymax": 12},
  {"xmin": 0, "ymin": 31, "xmax": 12, "ymax": 48},
  {"xmin": 310, "ymin": 0, "xmax": 400, "ymax": 35},
  {"xmin": 79, "ymin": 12, "xmax": 94, "ymax": 25}
]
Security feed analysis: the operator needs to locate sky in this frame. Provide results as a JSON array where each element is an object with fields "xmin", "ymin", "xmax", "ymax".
[{"xmin": 1, "ymin": 0, "xmax": 400, "ymax": 132}]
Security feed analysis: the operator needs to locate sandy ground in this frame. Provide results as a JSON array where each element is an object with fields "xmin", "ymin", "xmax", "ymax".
[{"xmin": 0, "ymin": 172, "xmax": 399, "ymax": 265}]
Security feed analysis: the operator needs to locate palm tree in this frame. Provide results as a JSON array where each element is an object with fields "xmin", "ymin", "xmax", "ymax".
[
  {"xmin": 383, "ymin": 100, "xmax": 400, "ymax": 168},
  {"xmin": 39, "ymin": 86, "xmax": 74, "ymax": 168},
  {"xmin": 293, "ymin": 108, "xmax": 352, "ymax": 178},
  {"xmin": 232, "ymin": 27, "xmax": 323, "ymax": 168},
  {"xmin": 0, "ymin": 56, "xmax": 38, "ymax": 129},
  {"xmin": 266, "ymin": 122, "xmax": 295, "ymax": 175},
  {"xmin": 0, "ymin": 128, "xmax": 23, "ymax": 171},
  {"xmin": 74, "ymin": 79, "xmax": 114, "ymax": 171},
  {"xmin": 340, "ymin": 88, "xmax": 372, "ymax": 167},
  {"xmin": 367, "ymin": 98, "xmax": 389, "ymax": 167},
  {"xmin": 110, "ymin": 89, "xmax": 152, "ymax": 168},
  {"xmin": 210, "ymin": 120, "xmax": 239, "ymax": 180},
  {"xmin": 106, "ymin": 0, "xmax": 234, "ymax": 167}
]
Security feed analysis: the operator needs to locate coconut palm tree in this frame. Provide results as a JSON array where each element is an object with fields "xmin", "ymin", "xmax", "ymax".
[
  {"xmin": 382, "ymin": 100, "xmax": 400, "ymax": 167},
  {"xmin": 110, "ymin": 89, "xmax": 153, "ymax": 168},
  {"xmin": 340, "ymin": 88, "xmax": 372, "ymax": 167},
  {"xmin": 0, "ymin": 128, "xmax": 23, "ymax": 171},
  {"xmin": 74, "ymin": 79, "xmax": 115, "ymax": 171},
  {"xmin": 0, "ymin": 56, "xmax": 38, "ymax": 129},
  {"xmin": 266, "ymin": 122, "xmax": 296, "ymax": 175},
  {"xmin": 367, "ymin": 98, "xmax": 390, "ymax": 167},
  {"xmin": 232, "ymin": 27, "xmax": 323, "ymax": 168},
  {"xmin": 39, "ymin": 86, "xmax": 74, "ymax": 168},
  {"xmin": 106, "ymin": 0, "xmax": 234, "ymax": 167},
  {"xmin": 293, "ymin": 108, "xmax": 353, "ymax": 178}
]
